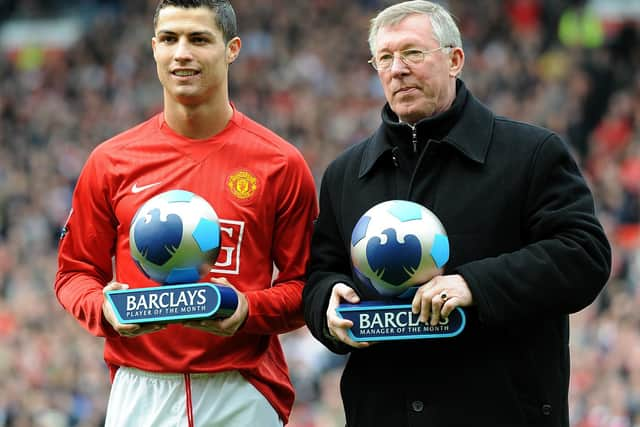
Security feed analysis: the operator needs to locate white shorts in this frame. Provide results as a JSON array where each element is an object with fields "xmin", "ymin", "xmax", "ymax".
[{"xmin": 105, "ymin": 367, "xmax": 283, "ymax": 427}]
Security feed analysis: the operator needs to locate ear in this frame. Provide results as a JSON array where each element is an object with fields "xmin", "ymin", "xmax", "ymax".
[
  {"xmin": 226, "ymin": 36, "xmax": 242, "ymax": 64},
  {"xmin": 448, "ymin": 47, "xmax": 464, "ymax": 78},
  {"xmin": 151, "ymin": 37, "xmax": 158, "ymax": 61}
]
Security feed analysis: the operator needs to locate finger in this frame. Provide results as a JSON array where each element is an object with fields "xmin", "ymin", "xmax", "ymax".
[
  {"xmin": 183, "ymin": 322, "xmax": 224, "ymax": 335},
  {"xmin": 418, "ymin": 291, "xmax": 433, "ymax": 324},
  {"xmin": 121, "ymin": 323, "xmax": 166, "ymax": 337},
  {"xmin": 412, "ymin": 281, "xmax": 434, "ymax": 318},
  {"xmin": 336, "ymin": 329, "xmax": 371, "ymax": 349},
  {"xmin": 207, "ymin": 317, "xmax": 236, "ymax": 334},
  {"xmin": 411, "ymin": 286, "xmax": 424, "ymax": 314},
  {"xmin": 183, "ymin": 321, "xmax": 208, "ymax": 331},
  {"xmin": 430, "ymin": 292, "xmax": 448, "ymax": 326},
  {"xmin": 139, "ymin": 323, "xmax": 167, "ymax": 333},
  {"xmin": 440, "ymin": 297, "xmax": 455, "ymax": 319},
  {"xmin": 327, "ymin": 311, "xmax": 356, "ymax": 340},
  {"xmin": 329, "ymin": 321, "xmax": 369, "ymax": 349},
  {"xmin": 342, "ymin": 336, "xmax": 370, "ymax": 349},
  {"xmin": 328, "ymin": 316, "xmax": 353, "ymax": 333},
  {"xmin": 184, "ymin": 318, "xmax": 236, "ymax": 336},
  {"xmin": 118, "ymin": 324, "xmax": 140, "ymax": 336}
]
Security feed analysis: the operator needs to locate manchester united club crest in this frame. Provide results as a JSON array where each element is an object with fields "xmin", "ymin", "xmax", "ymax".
[{"xmin": 227, "ymin": 170, "xmax": 258, "ymax": 200}]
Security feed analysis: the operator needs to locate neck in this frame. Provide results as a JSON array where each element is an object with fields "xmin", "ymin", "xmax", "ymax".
[
  {"xmin": 163, "ymin": 96, "xmax": 233, "ymax": 140},
  {"xmin": 383, "ymin": 79, "xmax": 468, "ymax": 142}
]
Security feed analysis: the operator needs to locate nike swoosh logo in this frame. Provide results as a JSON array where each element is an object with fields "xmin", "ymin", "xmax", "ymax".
[{"xmin": 131, "ymin": 182, "xmax": 161, "ymax": 193}]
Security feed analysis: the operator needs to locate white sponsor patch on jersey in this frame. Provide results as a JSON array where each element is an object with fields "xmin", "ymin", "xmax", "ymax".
[{"xmin": 211, "ymin": 219, "xmax": 245, "ymax": 275}]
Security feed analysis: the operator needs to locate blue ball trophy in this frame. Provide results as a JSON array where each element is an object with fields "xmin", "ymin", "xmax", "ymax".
[
  {"xmin": 336, "ymin": 200, "xmax": 465, "ymax": 341},
  {"xmin": 106, "ymin": 190, "xmax": 238, "ymax": 324}
]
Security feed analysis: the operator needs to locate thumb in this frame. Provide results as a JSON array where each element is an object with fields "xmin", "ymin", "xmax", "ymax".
[
  {"xmin": 335, "ymin": 283, "xmax": 360, "ymax": 304},
  {"xmin": 104, "ymin": 281, "xmax": 129, "ymax": 293},
  {"xmin": 210, "ymin": 276, "xmax": 231, "ymax": 287}
]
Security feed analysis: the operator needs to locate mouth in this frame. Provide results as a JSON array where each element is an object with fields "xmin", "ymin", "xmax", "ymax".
[
  {"xmin": 171, "ymin": 69, "xmax": 200, "ymax": 78},
  {"xmin": 394, "ymin": 86, "xmax": 418, "ymax": 95}
]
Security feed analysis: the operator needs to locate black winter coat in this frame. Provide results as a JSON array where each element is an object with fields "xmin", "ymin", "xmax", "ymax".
[{"xmin": 303, "ymin": 81, "xmax": 611, "ymax": 427}]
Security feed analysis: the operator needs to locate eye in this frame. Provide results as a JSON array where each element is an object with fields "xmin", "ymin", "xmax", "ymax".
[
  {"xmin": 158, "ymin": 35, "xmax": 176, "ymax": 43},
  {"xmin": 403, "ymin": 50, "xmax": 424, "ymax": 62},
  {"xmin": 191, "ymin": 36, "xmax": 208, "ymax": 44},
  {"xmin": 376, "ymin": 53, "xmax": 393, "ymax": 65}
]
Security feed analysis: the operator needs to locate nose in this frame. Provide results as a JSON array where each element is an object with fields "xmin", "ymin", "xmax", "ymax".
[
  {"xmin": 389, "ymin": 53, "xmax": 409, "ymax": 74},
  {"xmin": 174, "ymin": 37, "xmax": 194, "ymax": 62}
]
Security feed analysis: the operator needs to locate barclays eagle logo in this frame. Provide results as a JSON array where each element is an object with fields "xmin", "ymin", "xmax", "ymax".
[
  {"xmin": 366, "ymin": 228, "xmax": 421, "ymax": 286},
  {"xmin": 133, "ymin": 208, "xmax": 182, "ymax": 265}
]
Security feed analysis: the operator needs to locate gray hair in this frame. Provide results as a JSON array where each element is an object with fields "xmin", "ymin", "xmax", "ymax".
[{"xmin": 368, "ymin": 0, "xmax": 462, "ymax": 55}]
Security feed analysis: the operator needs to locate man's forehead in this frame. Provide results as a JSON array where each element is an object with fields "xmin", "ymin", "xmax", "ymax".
[
  {"xmin": 376, "ymin": 15, "xmax": 436, "ymax": 48},
  {"xmin": 378, "ymin": 14, "xmax": 432, "ymax": 36}
]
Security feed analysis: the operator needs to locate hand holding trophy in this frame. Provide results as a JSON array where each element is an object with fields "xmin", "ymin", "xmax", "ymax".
[
  {"xmin": 106, "ymin": 190, "xmax": 238, "ymax": 324},
  {"xmin": 337, "ymin": 200, "xmax": 465, "ymax": 341}
]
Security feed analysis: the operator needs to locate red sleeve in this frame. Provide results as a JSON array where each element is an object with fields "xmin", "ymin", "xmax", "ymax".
[
  {"xmin": 54, "ymin": 148, "xmax": 119, "ymax": 338},
  {"xmin": 242, "ymin": 149, "xmax": 318, "ymax": 335}
]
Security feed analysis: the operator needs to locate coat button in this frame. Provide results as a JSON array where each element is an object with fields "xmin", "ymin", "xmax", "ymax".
[
  {"xmin": 542, "ymin": 404, "xmax": 552, "ymax": 416},
  {"xmin": 411, "ymin": 400, "xmax": 424, "ymax": 412}
]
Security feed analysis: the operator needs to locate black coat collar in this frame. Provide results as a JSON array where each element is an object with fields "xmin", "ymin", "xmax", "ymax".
[{"xmin": 358, "ymin": 79, "xmax": 495, "ymax": 178}]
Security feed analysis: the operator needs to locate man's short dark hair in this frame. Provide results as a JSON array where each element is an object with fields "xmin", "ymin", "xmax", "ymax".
[{"xmin": 153, "ymin": 0, "xmax": 238, "ymax": 42}]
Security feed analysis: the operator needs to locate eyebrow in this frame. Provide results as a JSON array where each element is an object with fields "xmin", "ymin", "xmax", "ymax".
[
  {"xmin": 378, "ymin": 42, "xmax": 428, "ymax": 51},
  {"xmin": 157, "ymin": 30, "xmax": 216, "ymax": 38}
]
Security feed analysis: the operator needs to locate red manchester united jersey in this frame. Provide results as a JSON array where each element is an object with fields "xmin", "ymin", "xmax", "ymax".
[{"xmin": 55, "ymin": 107, "xmax": 318, "ymax": 422}]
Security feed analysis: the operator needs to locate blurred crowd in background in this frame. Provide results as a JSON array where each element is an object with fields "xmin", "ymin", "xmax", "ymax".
[{"xmin": 0, "ymin": 0, "xmax": 639, "ymax": 426}]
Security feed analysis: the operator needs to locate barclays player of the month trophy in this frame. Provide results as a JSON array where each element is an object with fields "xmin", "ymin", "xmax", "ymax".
[
  {"xmin": 106, "ymin": 190, "xmax": 238, "ymax": 324},
  {"xmin": 336, "ymin": 200, "xmax": 465, "ymax": 341}
]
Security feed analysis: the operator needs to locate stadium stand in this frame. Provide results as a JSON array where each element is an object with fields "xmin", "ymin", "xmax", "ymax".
[{"xmin": 0, "ymin": 0, "xmax": 638, "ymax": 425}]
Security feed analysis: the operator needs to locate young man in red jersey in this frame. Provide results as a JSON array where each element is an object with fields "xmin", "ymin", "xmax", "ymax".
[{"xmin": 54, "ymin": 1, "xmax": 318, "ymax": 425}]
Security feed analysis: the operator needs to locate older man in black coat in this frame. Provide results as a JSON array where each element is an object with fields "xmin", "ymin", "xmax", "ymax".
[{"xmin": 302, "ymin": 1, "xmax": 611, "ymax": 426}]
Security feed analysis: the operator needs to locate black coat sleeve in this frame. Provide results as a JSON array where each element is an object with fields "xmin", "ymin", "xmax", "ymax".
[
  {"xmin": 303, "ymin": 163, "xmax": 355, "ymax": 354},
  {"xmin": 456, "ymin": 133, "xmax": 611, "ymax": 325}
]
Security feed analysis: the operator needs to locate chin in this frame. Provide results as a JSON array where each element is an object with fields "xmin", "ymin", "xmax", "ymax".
[
  {"xmin": 171, "ymin": 88, "xmax": 203, "ymax": 100},
  {"xmin": 395, "ymin": 109, "xmax": 421, "ymax": 124},
  {"xmin": 395, "ymin": 104, "xmax": 435, "ymax": 123},
  {"xmin": 171, "ymin": 94, "xmax": 205, "ymax": 106}
]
